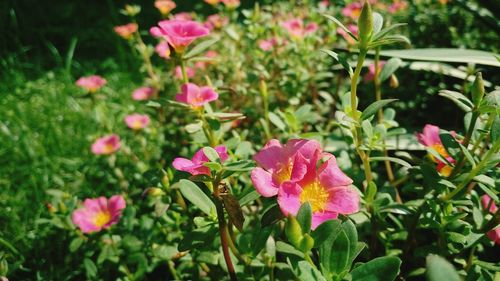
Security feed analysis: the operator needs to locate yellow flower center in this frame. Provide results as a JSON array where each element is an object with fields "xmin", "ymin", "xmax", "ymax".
[
  {"xmin": 273, "ymin": 161, "xmax": 293, "ymax": 184},
  {"xmin": 131, "ymin": 120, "xmax": 143, "ymax": 130},
  {"xmin": 300, "ymin": 181, "xmax": 329, "ymax": 212},
  {"xmin": 429, "ymin": 144, "xmax": 449, "ymax": 162},
  {"xmin": 94, "ymin": 211, "xmax": 111, "ymax": 227},
  {"xmin": 103, "ymin": 143, "xmax": 115, "ymax": 154},
  {"xmin": 439, "ymin": 165, "xmax": 453, "ymax": 177}
]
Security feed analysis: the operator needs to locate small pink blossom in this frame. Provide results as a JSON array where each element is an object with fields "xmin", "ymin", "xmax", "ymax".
[
  {"xmin": 132, "ymin": 87, "xmax": 155, "ymax": 100},
  {"xmin": 72, "ymin": 195, "xmax": 126, "ymax": 233},
  {"xmin": 172, "ymin": 12, "xmax": 194, "ymax": 21},
  {"xmin": 204, "ymin": 14, "xmax": 229, "ymax": 30},
  {"xmin": 76, "ymin": 75, "xmax": 107, "ymax": 93},
  {"xmin": 319, "ymin": 0, "xmax": 330, "ymax": 8},
  {"xmin": 175, "ymin": 83, "xmax": 218, "ymax": 107},
  {"xmin": 258, "ymin": 38, "xmax": 278, "ymax": 52},
  {"xmin": 150, "ymin": 20, "xmax": 210, "ymax": 53},
  {"xmin": 251, "ymin": 139, "xmax": 322, "ymax": 197},
  {"xmin": 282, "ymin": 19, "xmax": 318, "ymax": 39},
  {"xmin": 221, "ymin": 0, "xmax": 240, "ymax": 9},
  {"xmin": 155, "ymin": 41, "xmax": 171, "ymax": 59},
  {"xmin": 416, "ymin": 124, "xmax": 455, "ymax": 176},
  {"xmin": 91, "ymin": 134, "xmax": 121, "ymax": 155},
  {"xmin": 342, "ymin": 2, "xmax": 363, "ymax": 19},
  {"xmin": 154, "ymin": 0, "xmax": 176, "ymax": 15},
  {"xmin": 114, "ymin": 23, "xmax": 138, "ymax": 40},
  {"xmin": 124, "ymin": 114, "xmax": 150, "ymax": 130},
  {"xmin": 364, "ymin": 61, "xmax": 386, "ymax": 81},
  {"xmin": 481, "ymin": 195, "xmax": 500, "ymax": 245},
  {"xmin": 173, "ymin": 145, "xmax": 229, "ymax": 176},
  {"xmin": 174, "ymin": 66, "xmax": 196, "ymax": 79},
  {"xmin": 388, "ymin": 0, "xmax": 408, "ymax": 14}
]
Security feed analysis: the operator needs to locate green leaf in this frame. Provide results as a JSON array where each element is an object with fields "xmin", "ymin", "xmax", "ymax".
[
  {"xmin": 203, "ymin": 147, "xmax": 220, "ymax": 162},
  {"xmin": 321, "ymin": 49, "xmax": 354, "ymax": 77},
  {"xmin": 342, "ymin": 220, "xmax": 358, "ymax": 263},
  {"xmin": 379, "ymin": 58, "xmax": 402, "ymax": 82},
  {"xmin": 177, "ymin": 179, "xmax": 216, "ymax": 216},
  {"xmin": 185, "ymin": 122, "xmax": 203, "ymax": 133},
  {"xmin": 323, "ymin": 14, "xmax": 358, "ymax": 42},
  {"xmin": 324, "ymin": 230, "xmax": 350, "ymax": 275},
  {"xmin": 84, "ymin": 258, "xmax": 98, "ymax": 278},
  {"xmin": 372, "ymin": 12, "xmax": 384, "ymax": 35},
  {"xmin": 261, "ymin": 203, "xmax": 284, "ymax": 227},
  {"xmin": 296, "ymin": 202, "xmax": 312, "ymax": 233},
  {"xmin": 360, "ymin": 99, "xmax": 397, "ymax": 120},
  {"xmin": 350, "ymin": 256, "xmax": 402, "ymax": 281},
  {"xmin": 238, "ymin": 190, "xmax": 260, "ymax": 206},
  {"xmin": 372, "ymin": 23, "xmax": 407, "ymax": 41},
  {"xmin": 224, "ymin": 160, "xmax": 255, "ymax": 172},
  {"xmin": 276, "ymin": 241, "xmax": 304, "ymax": 257},
  {"xmin": 268, "ymin": 112, "xmax": 286, "ymax": 131},
  {"xmin": 491, "ymin": 116, "xmax": 500, "ymax": 144},
  {"xmin": 184, "ymin": 37, "xmax": 219, "ymax": 59},
  {"xmin": 426, "ymin": 255, "xmax": 460, "ymax": 281},
  {"xmin": 379, "ymin": 48, "xmax": 500, "ymax": 67},
  {"xmin": 311, "ymin": 220, "xmax": 342, "ymax": 248},
  {"xmin": 204, "ymin": 162, "xmax": 222, "ymax": 171},
  {"xmin": 69, "ymin": 237, "xmax": 84, "ymax": 253},
  {"xmin": 439, "ymin": 90, "xmax": 473, "ymax": 112}
]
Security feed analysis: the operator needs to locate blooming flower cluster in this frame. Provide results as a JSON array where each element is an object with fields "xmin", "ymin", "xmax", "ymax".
[
  {"xmin": 416, "ymin": 124, "xmax": 456, "ymax": 176},
  {"xmin": 175, "ymin": 83, "xmax": 219, "ymax": 107},
  {"xmin": 251, "ymin": 139, "xmax": 360, "ymax": 229},
  {"xmin": 282, "ymin": 19, "xmax": 318, "ymax": 39},
  {"xmin": 114, "ymin": 23, "xmax": 138, "ymax": 40}
]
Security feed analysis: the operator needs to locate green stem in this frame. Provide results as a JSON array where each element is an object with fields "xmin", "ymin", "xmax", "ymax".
[
  {"xmin": 303, "ymin": 253, "xmax": 317, "ymax": 270},
  {"xmin": 180, "ymin": 59, "xmax": 189, "ymax": 84},
  {"xmin": 449, "ymin": 111, "xmax": 480, "ymax": 177},
  {"xmin": 441, "ymin": 141, "xmax": 500, "ymax": 200}
]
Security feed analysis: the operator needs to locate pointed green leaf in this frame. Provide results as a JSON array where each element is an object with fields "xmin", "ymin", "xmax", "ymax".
[
  {"xmin": 351, "ymin": 256, "xmax": 402, "ymax": 281},
  {"xmin": 379, "ymin": 58, "xmax": 402, "ymax": 82},
  {"xmin": 426, "ymin": 255, "xmax": 460, "ymax": 281},
  {"xmin": 177, "ymin": 179, "xmax": 215, "ymax": 216},
  {"xmin": 296, "ymin": 202, "xmax": 312, "ymax": 233},
  {"xmin": 361, "ymin": 99, "xmax": 397, "ymax": 120}
]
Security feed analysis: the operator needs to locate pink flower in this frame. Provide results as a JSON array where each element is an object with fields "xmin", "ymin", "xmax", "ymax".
[
  {"xmin": 337, "ymin": 24, "xmax": 358, "ymax": 45},
  {"xmin": 364, "ymin": 61, "xmax": 386, "ymax": 81},
  {"xmin": 132, "ymin": 87, "xmax": 155, "ymax": 100},
  {"xmin": 175, "ymin": 83, "xmax": 218, "ymax": 107},
  {"xmin": 76, "ymin": 75, "xmax": 107, "ymax": 93},
  {"xmin": 114, "ymin": 23, "xmax": 138, "ymax": 40},
  {"xmin": 388, "ymin": 0, "xmax": 408, "ymax": 14},
  {"xmin": 154, "ymin": 0, "xmax": 176, "ymax": 15},
  {"xmin": 258, "ymin": 38, "xmax": 278, "ymax": 52},
  {"xmin": 251, "ymin": 138, "xmax": 359, "ymax": 229},
  {"xmin": 155, "ymin": 41, "xmax": 171, "ymax": 59},
  {"xmin": 221, "ymin": 0, "xmax": 240, "ymax": 8},
  {"xmin": 342, "ymin": 2, "xmax": 363, "ymax": 19},
  {"xmin": 319, "ymin": 0, "xmax": 330, "ymax": 8},
  {"xmin": 173, "ymin": 145, "xmax": 229, "ymax": 176},
  {"xmin": 91, "ymin": 134, "xmax": 121, "ymax": 155},
  {"xmin": 251, "ymin": 139, "xmax": 322, "ymax": 197},
  {"xmin": 124, "ymin": 114, "xmax": 150, "ymax": 130},
  {"xmin": 150, "ymin": 20, "xmax": 210, "ymax": 53},
  {"xmin": 416, "ymin": 124, "xmax": 455, "ymax": 176},
  {"xmin": 481, "ymin": 195, "xmax": 500, "ymax": 245},
  {"xmin": 72, "ymin": 195, "xmax": 126, "ymax": 233},
  {"xmin": 282, "ymin": 19, "xmax": 318, "ymax": 39},
  {"xmin": 204, "ymin": 14, "xmax": 229, "ymax": 30},
  {"xmin": 174, "ymin": 66, "xmax": 196, "ymax": 79}
]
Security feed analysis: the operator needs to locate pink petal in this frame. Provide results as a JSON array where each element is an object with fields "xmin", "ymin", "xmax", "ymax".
[
  {"xmin": 289, "ymin": 152, "xmax": 309, "ymax": 182},
  {"xmin": 277, "ymin": 182, "xmax": 302, "ymax": 216},
  {"xmin": 318, "ymin": 153, "xmax": 353, "ymax": 188},
  {"xmin": 214, "ymin": 145, "xmax": 229, "ymax": 162},
  {"xmin": 286, "ymin": 139, "xmax": 321, "ymax": 160},
  {"xmin": 251, "ymin": 168, "xmax": 279, "ymax": 197},
  {"xmin": 108, "ymin": 195, "xmax": 126, "ymax": 213},
  {"xmin": 253, "ymin": 139, "xmax": 283, "ymax": 170},
  {"xmin": 487, "ymin": 228, "xmax": 500, "ymax": 245},
  {"xmin": 324, "ymin": 186, "xmax": 360, "ymax": 214},
  {"xmin": 311, "ymin": 211, "xmax": 338, "ymax": 230},
  {"xmin": 200, "ymin": 87, "xmax": 219, "ymax": 103},
  {"xmin": 172, "ymin": 157, "xmax": 195, "ymax": 170}
]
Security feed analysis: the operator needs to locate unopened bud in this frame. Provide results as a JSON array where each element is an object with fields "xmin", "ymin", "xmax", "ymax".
[
  {"xmin": 285, "ymin": 216, "xmax": 303, "ymax": 248},
  {"xmin": 390, "ymin": 74, "xmax": 399, "ymax": 88},
  {"xmin": 358, "ymin": 1, "xmax": 373, "ymax": 47},
  {"xmin": 471, "ymin": 72, "xmax": 484, "ymax": 107},
  {"xmin": 298, "ymin": 233, "xmax": 315, "ymax": 253},
  {"xmin": 142, "ymin": 187, "xmax": 165, "ymax": 198}
]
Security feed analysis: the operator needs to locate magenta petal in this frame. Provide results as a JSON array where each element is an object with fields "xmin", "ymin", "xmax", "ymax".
[
  {"xmin": 324, "ymin": 186, "xmax": 360, "ymax": 214},
  {"xmin": 487, "ymin": 228, "xmax": 500, "ymax": 245},
  {"xmin": 318, "ymin": 154, "xmax": 353, "ymax": 188},
  {"xmin": 290, "ymin": 153, "xmax": 309, "ymax": 182},
  {"xmin": 108, "ymin": 195, "xmax": 126, "ymax": 213},
  {"xmin": 311, "ymin": 211, "xmax": 338, "ymax": 230},
  {"xmin": 200, "ymin": 87, "xmax": 218, "ymax": 103},
  {"xmin": 150, "ymin": 26, "xmax": 163, "ymax": 37},
  {"xmin": 251, "ymin": 168, "xmax": 279, "ymax": 197},
  {"xmin": 286, "ymin": 139, "xmax": 322, "ymax": 160},
  {"xmin": 172, "ymin": 157, "xmax": 195, "ymax": 171},
  {"xmin": 214, "ymin": 145, "xmax": 229, "ymax": 162},
  {"xmin": 253, "ymin": 139, "xmax": 283, "ymax": 170},
  {"xmin": 277, "ymin": 182, "xmax": 302, "ymax": 216}
]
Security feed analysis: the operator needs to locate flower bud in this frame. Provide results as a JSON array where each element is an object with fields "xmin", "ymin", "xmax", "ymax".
[
  {"xmin": 357, "ymin": 1, "xmax": 373, "ymax": 48},
  {"xmin": 142, "ymin": 187, "xmax": 165, "ymax": 198},
  {"xmin": 471, "ymin": 72, "xmax": 484, "ymax": 107},
  {"xmin": 390, "ymin": 74, "xmax": 399, "ymax": 88},
  {"xmin": 298, "ymin": 233, "xmax": 315, "ymax": 253},
  {"xmin": 285, "ymin": 215, "xmax": 303, "ymax": 248}
]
